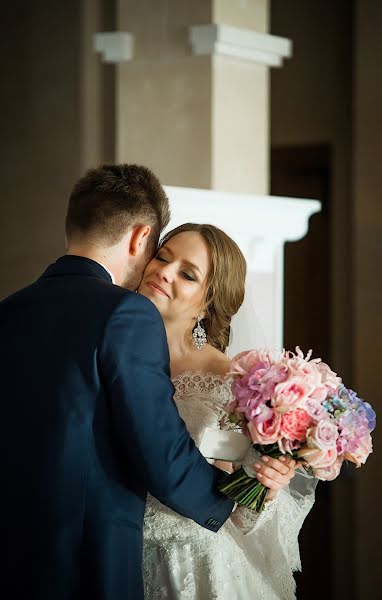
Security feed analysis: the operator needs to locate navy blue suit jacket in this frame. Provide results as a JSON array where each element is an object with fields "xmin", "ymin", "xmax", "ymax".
[{"xmin": 0, "ymin": 255, "xmax": 234, "ymax": 600}]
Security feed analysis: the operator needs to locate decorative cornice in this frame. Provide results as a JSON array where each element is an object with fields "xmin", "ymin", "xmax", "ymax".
[
  {"xmin": 189, "ymin": 24, "xmax": 292, "ymax": 67},
  {"xmin": 163, "ymin": 186, "xmax": 320, "ymax": 272},
  {"xmin": 93, "ymin": 32, "xmax": 134, "ymax": 63}
]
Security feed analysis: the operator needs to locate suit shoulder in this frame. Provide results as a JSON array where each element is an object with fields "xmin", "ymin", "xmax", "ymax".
[
  {"xmin": 0, "ymin": 282, "xmax": 38, "ymax": 309},
  {"xmin": 112, "ymin": 288, "xmax": 163, "ymax": 322}
]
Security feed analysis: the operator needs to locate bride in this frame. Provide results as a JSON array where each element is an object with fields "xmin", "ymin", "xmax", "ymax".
[{"xmin": 138, "ymin": 223, "xmax": 316, "ymax": 600}]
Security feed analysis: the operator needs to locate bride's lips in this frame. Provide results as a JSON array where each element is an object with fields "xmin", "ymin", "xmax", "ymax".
[{"xmin": 146, "ymin": 281, "xmax": 170, "ymax": 298}]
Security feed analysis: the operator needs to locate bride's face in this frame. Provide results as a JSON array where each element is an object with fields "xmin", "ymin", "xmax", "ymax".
[{"xmin": 139, "ymin": 231, "xmax": 210, "ymax": 325}]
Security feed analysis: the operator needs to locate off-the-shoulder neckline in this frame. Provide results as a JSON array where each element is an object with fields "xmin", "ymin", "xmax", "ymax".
[{"xmin": 171, "ymin": 370, "xmax": 233, "ymax": 386}]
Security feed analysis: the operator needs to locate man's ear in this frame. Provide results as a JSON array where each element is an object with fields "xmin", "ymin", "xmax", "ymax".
[{"xmin": 129, "ymin": 225, "xmax": 151, "ymax": 256}]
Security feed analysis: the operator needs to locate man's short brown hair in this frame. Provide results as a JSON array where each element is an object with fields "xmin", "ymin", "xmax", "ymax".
[{"xmin": 65, "ymin": 164, "xmax": 170, "ymax": 250}]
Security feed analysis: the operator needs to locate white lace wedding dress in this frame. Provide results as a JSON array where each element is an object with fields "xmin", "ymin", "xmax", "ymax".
[{"xmin": 143, "ymin": 372, "xmax": 316, "ymax": 600}]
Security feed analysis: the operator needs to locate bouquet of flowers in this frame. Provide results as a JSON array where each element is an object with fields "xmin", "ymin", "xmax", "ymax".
[{"xmin": 219, "ymin": 347, "xmax": 376, "ymax": 512}]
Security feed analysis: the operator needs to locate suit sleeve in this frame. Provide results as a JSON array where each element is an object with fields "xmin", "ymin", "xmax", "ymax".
[{"xmin": 98, "ymin": 292, "xmax": 234, "ymax": 531}]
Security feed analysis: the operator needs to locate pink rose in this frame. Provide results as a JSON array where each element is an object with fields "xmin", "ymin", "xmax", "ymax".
[
  {"xmin": 278, "ymin": 438, "xmax": 301, "ymax": 454},
  {"xmin": 313, "ymin": 458, "xmax": 343, "ymax": 481},
  {"xmin": 273, "ymin": 377, "xmax": 314, "ymax": 412},
  {"xmin": 344, "ymin": 433, "xmax": 373, "ymax": 467},
  {"xmin": 308, "ymin": 420, "xmax": 338, "ymax": 451},
  {"xmin": 298, "ymin": 445, "xmax": 338, "ymax": 469},
  {"xmin": 280, "ymin": 408, "xmax": 311, "ymax": 441},
  {"xmin": 248, "ymin": 410, "xmax": 281, "ymax": 445},
  {"xmin": 298, "ymin": 422, "xmax": 338, "ymax": 468}
]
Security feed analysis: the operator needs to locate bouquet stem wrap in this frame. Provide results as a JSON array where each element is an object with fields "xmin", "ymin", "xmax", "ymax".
[{"xmin": 219, "ymin": 444, "xmax": 300, "ymax": 512}]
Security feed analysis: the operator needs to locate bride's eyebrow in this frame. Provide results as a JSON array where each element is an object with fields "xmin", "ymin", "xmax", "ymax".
[
  {"xmin": 183, "ymin": 260, "xmax": 202, "ymax": 276},
  {"xmin": 161, "ymin": 245, "xmax": 202, "ymax": 276}
]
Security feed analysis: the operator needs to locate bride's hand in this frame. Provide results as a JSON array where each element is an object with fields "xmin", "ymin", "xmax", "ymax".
[
  {"xmin": 253, "ymin": 456, "xmax": 297, "ymax": 502},
  {"xmin": 214, "ymin": 460, "xmax": 234, "ymax": 474}
]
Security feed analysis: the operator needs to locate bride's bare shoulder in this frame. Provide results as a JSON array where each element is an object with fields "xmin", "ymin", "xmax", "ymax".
[
  {"xmin": 171, "ymin": 345, "xmax": 231, "ymax": 379},
  {"xmin": 200, "ymin": 345, "xmax": 231, "ymax": 377}
]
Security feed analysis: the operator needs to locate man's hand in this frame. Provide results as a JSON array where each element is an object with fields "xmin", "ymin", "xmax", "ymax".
[{"xmin": 253, "ymin": 455, "xmax": 297, "ymax": 501}]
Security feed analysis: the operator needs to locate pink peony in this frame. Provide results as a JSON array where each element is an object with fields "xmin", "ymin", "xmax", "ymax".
[
  {"xmin": 273, "ymin": 377, "xmax": 314, "ymax": 413},
  {"xmin": 248, "ymin": 410, "xmax": 281, "ymax": 445},
  {"xmin": 280, "ymin": 408, "xmax": 312, "ymax": 442}
]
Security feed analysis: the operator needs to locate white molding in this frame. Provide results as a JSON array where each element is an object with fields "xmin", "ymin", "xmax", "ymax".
[
  {"xmin": 93, "ymin": 32, "xmax": 134, "ymax": 63},
  {"xmin": 163, "ymin": 186, "xmax": 320, "ymax": 272},
  {"xmin": 189, "ymin": 24, "xmax": 292, "ymax": 67}
]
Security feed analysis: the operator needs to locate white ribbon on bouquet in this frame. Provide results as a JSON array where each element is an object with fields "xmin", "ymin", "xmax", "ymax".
[
  {"xmin": 199, "ymin": 427, "xmax": 252, "ymax": 462},
  {"xmin": 199, "ymin": 428, "xmax": 264, "ymax": 478}
]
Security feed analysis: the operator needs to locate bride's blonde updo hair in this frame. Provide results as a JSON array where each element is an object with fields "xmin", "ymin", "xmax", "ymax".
[{"xmin": 159, "ymin": 223, "xmax": 247, "ymax": 353}]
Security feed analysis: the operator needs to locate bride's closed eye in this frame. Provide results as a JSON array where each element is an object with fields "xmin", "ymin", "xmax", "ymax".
[
  {"xmin": 182, "ymin": 271, "xmax": 196, "ymax": 282},
  {"xmin": 155, "ymin": 254, "xmax": 197, "ymax": 282},
  {"xmin": 155, "ymin": 254, "xmax": 168, "ymax": 263}
]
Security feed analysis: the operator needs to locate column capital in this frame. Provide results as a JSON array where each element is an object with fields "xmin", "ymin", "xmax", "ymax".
[{"xmin": 189, "ymin": 24, "xmax": 292, "ymax": 67}]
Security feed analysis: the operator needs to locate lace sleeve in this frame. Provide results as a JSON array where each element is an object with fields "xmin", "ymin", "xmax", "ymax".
[
  {"xmin": 224, "ymin": 440, "xmax": 317, "ymax": 574},
  {"xmin": 223, "ymin": 472, "xmax": 316, "ymax": 599},
  {"xmin": 228, "ymin": 468, "xmax": 316, "ymax": 574},
  {"xmin": 276, "ymin": 470, "xmax": 317, "ymax": 571}
]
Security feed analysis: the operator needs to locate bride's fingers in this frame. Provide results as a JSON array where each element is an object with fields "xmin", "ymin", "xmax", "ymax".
[
  {"xmin": 256, "ymin": 471, "xmax": 285, "ymax": 490},
  {"xmin": 282, "ymin": 457, "xmax": 297, "ymax": 471},
  {"xmin": 260, "ymin": 456, "xmax": 290, "ymax": 476},
  {"xmin": 254, "ymin": 464, "xmax": 289, "ymax": 486}
]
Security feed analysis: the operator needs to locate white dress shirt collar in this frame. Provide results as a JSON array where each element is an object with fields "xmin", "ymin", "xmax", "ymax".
[{"xmin": 98, "ymin": 262, "xmax": 116, "ymax": 284}]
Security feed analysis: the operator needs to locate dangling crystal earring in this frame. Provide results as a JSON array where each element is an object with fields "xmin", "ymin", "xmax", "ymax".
[{"xmin": 192, "ymin": 316, "xmax": 207, "ymax": 350}]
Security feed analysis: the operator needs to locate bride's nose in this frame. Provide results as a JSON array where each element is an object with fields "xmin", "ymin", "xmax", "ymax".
[{"xmin": 156, "ymin": 263, "xmax": 175, "ymax": 283}]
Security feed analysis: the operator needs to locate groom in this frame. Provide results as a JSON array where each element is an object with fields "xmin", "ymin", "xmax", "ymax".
[{"xmin": 0, "ymin": 164, "xmax": 234, "ymax": 600}]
